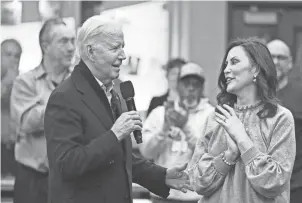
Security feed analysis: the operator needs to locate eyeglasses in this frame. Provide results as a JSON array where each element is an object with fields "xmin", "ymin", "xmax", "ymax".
[{"xmin": 271, "ymin": 54, "xmax": 289, "ymax": 61}]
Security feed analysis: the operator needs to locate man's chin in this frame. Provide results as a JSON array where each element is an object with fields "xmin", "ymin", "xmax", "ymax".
[
  {"xmin": 182, "ymin": 99, "xmax": 198, "ymax": 109},
  {"xmin": 62, "ymin": 61, "xmax": 72, "ymax": 68},
  {"xmin": 112, "ymin": 73, "xmax": 120, "ymax": 80},
  {"xmin": 277, "ymin": 73, "xmax": 286, "ymax": 81}
]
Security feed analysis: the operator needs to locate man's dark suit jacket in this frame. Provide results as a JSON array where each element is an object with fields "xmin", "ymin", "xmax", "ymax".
[{"xmin": 44, "ymin": 60, "xmax": 170, "ymax": 203}]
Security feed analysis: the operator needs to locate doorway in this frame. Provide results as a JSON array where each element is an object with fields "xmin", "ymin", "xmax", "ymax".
[{"xmin": 228, "ymin": 2, "xmax": 302, "ymax": 80}]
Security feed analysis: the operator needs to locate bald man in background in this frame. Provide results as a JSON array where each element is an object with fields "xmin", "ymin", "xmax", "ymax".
[{"xmin": 267, "ymin": 39, "xmax": 302, "ymax": 203}]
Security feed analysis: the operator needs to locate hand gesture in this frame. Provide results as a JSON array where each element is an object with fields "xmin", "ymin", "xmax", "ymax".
[
  {"xmin": 224, "ymin": 132, "xmax": 240, "ymax": 160},
  {"xmin": 167, "ymin": 126, "xmax": 182, "ymax": 141},
  {"xmin": 214, "ymin": 104, "xmax": 246, "ymax": 142},
  {"xmin": 111, "ymin": 111, "xmax": 142, "ymax": 141},
  {"xmin": 165, "ymin": 108, "xmax": 188, "ymax": 129},
  {"xmin": 165, "ymin": 163, "xmax": 194, "ymax": 193}
]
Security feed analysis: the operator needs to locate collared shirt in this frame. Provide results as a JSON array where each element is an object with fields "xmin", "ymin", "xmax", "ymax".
[
  {"xmin": 93, "ymin": 76, "xmax": 114, "ymax": 105},
  {"xmin": 10, "ymin": 64, "xmax": 71, "ymax": 172}
]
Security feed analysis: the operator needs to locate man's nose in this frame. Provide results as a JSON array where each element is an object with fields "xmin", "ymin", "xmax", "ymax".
[
  {"xmin": 119, "ymin": 49, "xmax": 126, "ymax": 60},
  {"xmin": 67, "ymin": 41, "xmax": 75, "ymax": 52},
  {"xmin": 187, "ymin": 84, "xmax": 195, "ymax": 91},
  {"xmin": 273, "ymin": 57, "xmax": 279, "ymax": 65}
]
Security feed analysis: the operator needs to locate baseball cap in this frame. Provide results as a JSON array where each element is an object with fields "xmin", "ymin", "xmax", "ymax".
[{"xmin": 179, "ymin": 63, "xmax": 205, "ymax": 81}]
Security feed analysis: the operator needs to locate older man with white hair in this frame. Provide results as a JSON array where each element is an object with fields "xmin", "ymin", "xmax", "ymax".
[
  {"xmin": 267, "ymin": 39, "xmax": 302, "ymax": 203},
  {"xmin": 44, "ymin": 15, "xmax": 192, "ymax": 203}
]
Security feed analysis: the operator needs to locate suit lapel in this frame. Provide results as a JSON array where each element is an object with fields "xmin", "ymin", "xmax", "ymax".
[
  {"xmin": 71, "ymin": 62, "xmax": 113, "ymax": 130},
  {"xmin": 72, "ymin": 61, "xmax": 133, "ymax": 189},
  {"xmin": 113, "ymin": 90, "xmax": 133, "ymax": 189},
  {"xmin": 112, "ymin": 91, "xmax": 128, "ymax": 156},
  {"xmin": 124, "ymin": 136, "xmax": 133, "ymax": 191}
]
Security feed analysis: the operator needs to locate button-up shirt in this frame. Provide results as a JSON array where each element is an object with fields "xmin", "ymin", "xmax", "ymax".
[
  {"xmin": 10, "ymin": 64, "xmax": 71, "ymax": 172},
  {"xmin": 93, "ymin": 76, "xmax": 114, "ymax": 105}
]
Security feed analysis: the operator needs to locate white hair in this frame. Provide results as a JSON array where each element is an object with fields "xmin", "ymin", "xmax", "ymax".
[{"xmin": 74, "ymin": 15, "xmax": 123, "ymax": 64}]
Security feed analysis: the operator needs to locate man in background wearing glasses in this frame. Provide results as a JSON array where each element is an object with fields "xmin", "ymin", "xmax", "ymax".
[{"xmin": 267, "ymin": 39, "xmax": 302, "ymax": 203}]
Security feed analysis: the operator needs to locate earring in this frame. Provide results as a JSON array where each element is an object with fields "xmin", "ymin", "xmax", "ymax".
[{"xmin": 253, "ymin": 75, "xmax": 257, "ymax": 83}]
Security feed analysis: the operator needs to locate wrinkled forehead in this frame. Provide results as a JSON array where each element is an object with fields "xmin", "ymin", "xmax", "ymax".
[
  {"xmin": 95, "ymin": 24, "xmax": 124, "ymax": 46},
  {"xmin": 267, "ymin": 40, "xmax": 291, "ymax": 56},
  {"xmin": 52, "ymin": 24, "xmax": 76, "ymax": 39}
]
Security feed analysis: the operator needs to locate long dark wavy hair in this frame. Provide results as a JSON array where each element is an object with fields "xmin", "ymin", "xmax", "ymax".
[{"xmin": 217, "ymin": 37, "xmax": 279, "ymax": 118}]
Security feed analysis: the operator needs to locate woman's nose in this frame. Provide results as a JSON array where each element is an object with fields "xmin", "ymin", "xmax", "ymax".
[{"xmin": 224, "ymin": 66, "xmax": 231, "ymax": 74}]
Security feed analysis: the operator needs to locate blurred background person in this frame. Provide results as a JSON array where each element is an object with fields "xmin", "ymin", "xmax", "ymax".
[
  {"xmin": 267, "ymin": 39, "xmax": 302, "ymax": 203},
  {"xmin": 187, "ymin": 38, "xmax": 296, "ymax": 203},
  {"xmin": 1, "ymin": 39, "xmax": 22, "ymax": 178},
  {"xmin": 146, "ymin": 58, "xmax": 187, "ymax": 117},
  {"xmin": 140, "ymin": 63, "xmax": 214, "ymax": 203},
  {"xmin": 10, "ymin": 18, "xmax": 75, "ymax": 203}
]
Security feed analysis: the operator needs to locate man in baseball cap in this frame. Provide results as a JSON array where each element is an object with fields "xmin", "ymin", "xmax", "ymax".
[
  {"xmin": 178, "ymin": 62, "xmax": 207, "ymax": 109},
  {"xmin": 140, "ymin": 62, "xmax": 213, "ymax": 203}
]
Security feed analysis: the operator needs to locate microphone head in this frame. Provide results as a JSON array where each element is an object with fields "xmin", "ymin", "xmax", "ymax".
[{"xmin": 120, "ymin": 81, "xmax": 135, "ymax": 99}]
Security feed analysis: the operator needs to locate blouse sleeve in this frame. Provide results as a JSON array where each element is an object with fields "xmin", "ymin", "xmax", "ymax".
[
  {"xmin": 241, "ymin": 108, "xmax": 296, "ymax": 198},
  {"xmin": 186, "ymin": 117, "xmax": 232, "ymax": 197}
]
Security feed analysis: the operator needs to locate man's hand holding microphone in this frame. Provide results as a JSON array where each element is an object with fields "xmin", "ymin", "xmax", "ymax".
[
  {"xmin": 111, "ymin": 111, "xmax": 142, "ymax": 141},
  {"xmin": 113, "ymin": 81, "xmax": 193, "ymax": 194}
]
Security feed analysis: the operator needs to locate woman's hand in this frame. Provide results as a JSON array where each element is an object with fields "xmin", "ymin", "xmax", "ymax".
[
  {"xmin": 214, "ymin": 104, "xmax": 247, "ymax": 142},
  {"xmin": 215, "ymin": 104, "xmax": 254, "ymax": 154},
  {"xmin": 224, "ymin": 132, "xmax": 240, "ymax": 161}
]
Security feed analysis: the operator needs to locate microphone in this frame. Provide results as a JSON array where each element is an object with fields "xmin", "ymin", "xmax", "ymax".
[{"xmin": 120, "ymin": 81, "xmax": 143, "ymax": 144}]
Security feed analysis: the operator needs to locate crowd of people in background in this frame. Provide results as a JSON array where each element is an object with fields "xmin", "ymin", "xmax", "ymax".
[{"xmin": 1, "ymin": 15, "xmax": 302, "ymax": 203}]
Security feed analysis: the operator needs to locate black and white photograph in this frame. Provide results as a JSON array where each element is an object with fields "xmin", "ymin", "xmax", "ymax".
[{"xmin": 1, "ymin": 1, "xmax": 302, "ymax": 203}]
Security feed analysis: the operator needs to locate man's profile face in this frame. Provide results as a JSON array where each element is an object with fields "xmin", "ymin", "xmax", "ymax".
[
  {"xmin": 91, "ymin": 30, "xmax": 126, "ymax": 81},
  {"xmin": 1, "ymin": 41, "xmax": 21, "ymax": 76},
  {"xmin": 45, "ymin": 24, "xmax": 75, "ymax": 69},
  {"xmin": 267, "ymin": 42, "xmax": 292, "ymax": 80}
]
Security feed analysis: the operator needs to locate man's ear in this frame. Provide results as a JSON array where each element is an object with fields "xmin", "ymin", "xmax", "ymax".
[
  {"xmin": 41, "ymin": 41, "xmax": 49, "ymax": 54},
  {"xmin": 86, "ymin": 45, "xmax": 95, "ymax": 62}
]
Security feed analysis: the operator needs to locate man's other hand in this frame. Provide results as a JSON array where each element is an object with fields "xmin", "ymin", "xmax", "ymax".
[{"xmin": 165, "ymin": 163, "xmax": 194, "ymax": 193}]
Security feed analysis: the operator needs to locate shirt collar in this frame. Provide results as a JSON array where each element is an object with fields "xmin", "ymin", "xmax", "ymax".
[
  {"xmin": 34, "ymin": 64, "xmax": 47, "ymax": 79},
  {"xmin": 33, "ymin": 62, "xmax": 73, "ymax": 80},
  {"xmin": 93, "ymin": 76, "xmax": 115, "ymax": 93}
]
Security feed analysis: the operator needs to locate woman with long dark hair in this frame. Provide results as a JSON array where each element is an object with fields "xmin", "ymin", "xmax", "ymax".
[{"xmin": 186, "ymin": 38, "xmax": 296, "ymax": 203}]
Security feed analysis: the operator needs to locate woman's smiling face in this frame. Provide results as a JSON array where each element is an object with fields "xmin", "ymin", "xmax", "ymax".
[{"xmin": 224, "ymin": 46, "xmax": 256, "ymax": 95}]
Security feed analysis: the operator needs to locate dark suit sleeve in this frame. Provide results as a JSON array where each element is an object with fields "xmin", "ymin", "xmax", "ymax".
[
  {"xmin": 132, "ymin": 153, "xmax": 170, "ymax": 198},
  {"xmin": 45, "ymin": 91, "xmax": 122, "ymax": 181}
]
